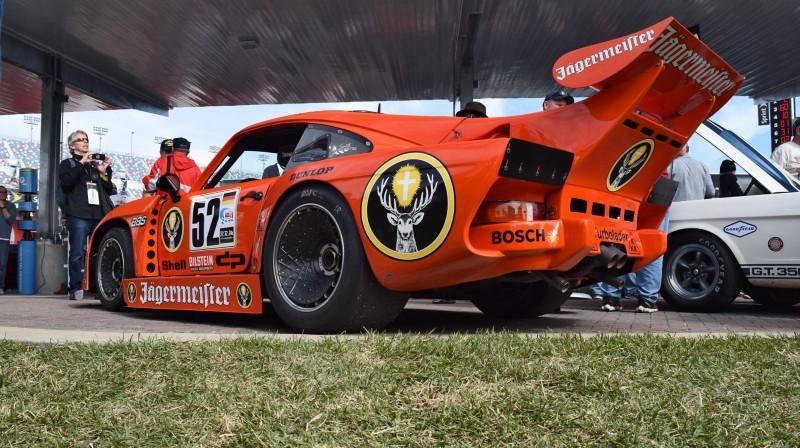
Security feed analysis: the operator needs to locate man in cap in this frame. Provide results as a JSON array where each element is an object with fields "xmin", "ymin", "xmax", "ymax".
[
  {"xmin": 455, "ymin": 101, "xmax": 488, "ymax": 118},
  {"xmin": 262, "ymin": 144, "xmax": 295, "ymax": 178},
  {"xmin": 770, "ymin": 118, "xmax": 800, "ymax": 179},
  {"xmin": 142, "ymin": 137, "xmax": 201, "ymax": 195},
  {"xmin": 543, "ymin": 90, "xmax": 575, "ymax": 110},
  {"xmin": 142, "ymin": 138, "xmax": 173, "ymax": 196},
  {"xmin": 169, "ymin": 137, "xmax": 202, "ymax": 192}
]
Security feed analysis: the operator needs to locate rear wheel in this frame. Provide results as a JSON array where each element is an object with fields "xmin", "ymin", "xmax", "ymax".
[
  {"xmin": 470, "ymin": 281, "xmax": 568, "ymax": 318},
  {"xmin": 95, "ymin": 228, "xmax": 134, "ymax": 311},
  {"xmin": 662, "ymin": 231, "xmax": 741, "ymax": 312},
  {"xmin": 264, "ymin": 185, "xmax": 408, "ymax": 332},
  {"xmin": 744, "ymin": 284, "xmax": 800, "ymax": 308}
]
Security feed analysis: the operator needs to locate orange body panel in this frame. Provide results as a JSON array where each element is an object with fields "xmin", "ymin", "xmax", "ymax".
[{"xmin": 86, "ymin": 17, "xmax": 742, "ymax": 310}]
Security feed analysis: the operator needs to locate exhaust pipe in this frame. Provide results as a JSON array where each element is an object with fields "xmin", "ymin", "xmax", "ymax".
[
  {"xmin": 615, "ymin": 253, "xmax": 628, "ymax": 270},
  {"xmin": 540, "ymin": 271, "xmax": 571, "ymax": 293},
  {"xmin": 599, "ymin": 245, "xmax": 625, "ymax": 269},
  {"xmin": 590, "ymin": 269, "xmax": 624, "ymax": 290}
]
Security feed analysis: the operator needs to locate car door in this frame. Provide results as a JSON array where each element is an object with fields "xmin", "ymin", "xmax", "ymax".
[
  {"xmin": 156, "ymin": 178, "xmax": 268, "ymax": 276},
  {"xmin": 155, "ymin": 127, "xmax": 306, "ymax": 276}
]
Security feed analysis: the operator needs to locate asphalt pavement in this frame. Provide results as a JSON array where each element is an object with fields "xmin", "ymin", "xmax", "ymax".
[{"xmin": 1, "ymin": 294, "xmax": 799, "ymax": 343}]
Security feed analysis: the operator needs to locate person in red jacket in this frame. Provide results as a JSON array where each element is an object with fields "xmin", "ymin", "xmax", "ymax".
[
  {"xmin": 142, "ymin": 137, "xmax": 201, "ymax": 195},
  {"xmin": 142, "ymin": 139, "xmax": 173, "ymax": 196}
]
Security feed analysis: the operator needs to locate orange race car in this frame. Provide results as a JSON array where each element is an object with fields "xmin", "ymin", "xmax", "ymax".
[{"xmin": 86, "ymin": 17, "xmax": 743, "ymax": 332}]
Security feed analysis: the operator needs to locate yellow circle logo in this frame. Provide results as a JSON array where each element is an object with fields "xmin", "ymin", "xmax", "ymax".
[
  {"xmin": 161, "ymin": 207, "xmax": 184, "ymax": 252},
  {"xmin": 361, "ymin": 153, "xmax": 455, "ymax": 260},
  {"xmin": 126, "ymin": 282, "xmax": 137, "ymax": 303},
  {"xmin": 607, "ymin": 139, "xmax": 654, "ymax": 191},
  {"xmin": 236, "ymin": 282, "xmax": 253, "ymax": 309}
]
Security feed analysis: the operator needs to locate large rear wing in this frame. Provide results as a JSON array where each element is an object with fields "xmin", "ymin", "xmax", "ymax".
[{"xmin": 552, "ymin": 17, "xmax": 743, "ymax": 136}]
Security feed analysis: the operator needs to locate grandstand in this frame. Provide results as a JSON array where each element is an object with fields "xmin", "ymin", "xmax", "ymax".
[
  {"xmin": 0, "ymin": 137, "xmax": 204, "ymax": 198},
  {"xmin": 0, "ymin": 137, "xmax": 263, "ymax": 198}
]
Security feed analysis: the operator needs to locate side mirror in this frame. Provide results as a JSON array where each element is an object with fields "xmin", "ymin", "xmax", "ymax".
[{"xmin": 156, "ymin": 173, "xmax": 181, "ymax": 202}]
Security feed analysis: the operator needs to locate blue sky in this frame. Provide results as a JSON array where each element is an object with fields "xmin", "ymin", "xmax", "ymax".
[{"xmin": 0, "ymin": 95, "xmax": 785, "ymax": 171}]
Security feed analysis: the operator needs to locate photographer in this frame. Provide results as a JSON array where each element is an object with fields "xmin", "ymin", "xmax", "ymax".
[{"xmin": 59, "ymin": 130, "xmax": 115, "ymax": 301}]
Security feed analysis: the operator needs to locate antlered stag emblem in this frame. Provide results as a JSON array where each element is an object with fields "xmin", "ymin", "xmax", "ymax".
[{"xmin": 377, "ymin": 173, "xmax": 438, "ymax": 253}]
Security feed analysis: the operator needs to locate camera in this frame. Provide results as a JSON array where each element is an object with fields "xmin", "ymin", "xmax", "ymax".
[{"xmin": 90, "ymin": 154, "xmax": 107, "ymax": 161}]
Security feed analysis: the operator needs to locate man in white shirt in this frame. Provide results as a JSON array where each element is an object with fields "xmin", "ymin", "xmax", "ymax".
[{"xmin": 771, "ymin": 119, "xmax": 800, "ymax": 179}]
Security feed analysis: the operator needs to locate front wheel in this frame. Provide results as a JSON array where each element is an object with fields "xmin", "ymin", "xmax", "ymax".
[
  {"xmin": 661, "ymin": 231, "xmax": 741, "ymax": 312},
  {"xmin": 264, "ymin": 185, "xmax": 408, "ymax": 333},
  {"xmin": 95, "ymin": 228, "xmax": 134, "ymax": 311},
  {"xmin": 470, "ymin": 281, "xmax": 569, "ymax": 318}
]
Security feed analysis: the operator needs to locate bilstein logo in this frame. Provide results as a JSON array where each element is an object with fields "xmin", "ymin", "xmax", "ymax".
[
  {"xmin": 127, "ymin": 282, "xmax": 137, "ymax": 303},
  {"xmin": 607, "ymin": 139, "xmax": 654, "ymax": 191},
  {"xmin": 361, "ymin": 152, "xmax": 455, "ymax": 261},
  {"xmin": 236, "ymin": 283, "xmax": 253, "ymax": 308},
  {"xmin": 162, "ymin": 207, "xmax": 184, "ymax": 252}
]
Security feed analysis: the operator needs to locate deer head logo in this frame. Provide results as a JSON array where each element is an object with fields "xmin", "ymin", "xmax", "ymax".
[
  {"xmin": 162, "ymin": 207, "xmax": 184, "ymax": 252},
  {"xmin": 607, "ymin": 139, "xmax": 653, "ymax": 191},
  {"xmin": 362, "ymin": 153, "xmax": 455, "ymax": 260},
  {"xmin": 377, "ymin": 170, "xmax": 438, "ymax": 254}
]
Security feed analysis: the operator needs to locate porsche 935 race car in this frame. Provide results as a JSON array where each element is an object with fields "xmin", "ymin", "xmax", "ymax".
[
  {"xmin": 662, "ymin": 120, "xmax": 800, "ymax": 312},
  {"xmin": 86, "ymin": 17, "xmax": 743, "ymax": 332}
]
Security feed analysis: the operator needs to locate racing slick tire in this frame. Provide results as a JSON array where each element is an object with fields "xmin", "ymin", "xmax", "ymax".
[
  {"xmin": 743, "ymin": 284, "xmax": 800, "ymax": 308},
  {"xmin": 470, "ymin": 282, "xmax": 569, "ymax": 318},
  {"xmin": 264, "ymin": 185, "xmax": 409, "ymax": 333},
  {"xmin": 95, "ymin": 228, "xmax": 134, "ymax": 311},
  {"xmin": 662, "ymin": 231, "xmax": 741, "ymax": 312}
]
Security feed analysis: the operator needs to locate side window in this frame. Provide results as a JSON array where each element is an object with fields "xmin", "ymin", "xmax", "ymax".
[
  {"xmin": 287, "ymin": 124, "xmax": 372, "ymax": 169},
  {"xmin": 205, "ymin": 126, "xmax": 305, "ymax": 188}
]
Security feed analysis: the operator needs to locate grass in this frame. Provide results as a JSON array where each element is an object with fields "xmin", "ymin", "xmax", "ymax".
[{"xmin": 1, "ymin": 334, "xmax": 799, "ymax": 447}]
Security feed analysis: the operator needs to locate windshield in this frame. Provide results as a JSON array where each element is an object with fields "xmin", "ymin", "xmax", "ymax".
[{"xmin": 705, "ymin": 120, "xmax": 800, "ymax": 192}]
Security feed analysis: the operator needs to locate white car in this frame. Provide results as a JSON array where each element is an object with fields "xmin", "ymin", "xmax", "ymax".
[{"xmin": 662, "ymin": 120, "xmax": 800, "ymax": 312}]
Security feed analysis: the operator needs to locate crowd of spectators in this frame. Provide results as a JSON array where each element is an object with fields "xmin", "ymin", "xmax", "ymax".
[{"xmin": 0, "ymin": 137, "xmax": 164, "ymax": 198}]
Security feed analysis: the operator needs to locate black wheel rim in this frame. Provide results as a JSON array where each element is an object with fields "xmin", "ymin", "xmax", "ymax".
[
  {"xmin": 667, "ymin": 243, "xmax": 720, "ymax": 300},
  {"xmin": 98, "ymin": 238, "xmax": 125, "ymax": 300},
  {"xmin": 272, "ymin": 204, "xmax": 343, "ymax": 311}
]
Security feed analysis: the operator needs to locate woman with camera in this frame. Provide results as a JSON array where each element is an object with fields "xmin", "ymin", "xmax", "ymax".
[{"xmin": 59, "ymin": 130, "xmax": 115, "ymax": 301}]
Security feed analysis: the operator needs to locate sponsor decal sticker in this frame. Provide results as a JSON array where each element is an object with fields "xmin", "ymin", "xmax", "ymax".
[
  {"xmin": 162, "ymin": 207, "xmax": 184, "ymax": 252},
  {"xmin": 215, "ymin": 251, "xmax": 247, "ymax": 269},
  {"xmin": 644, "ymin": 25, "xmax": 738, "ymax": 97},
  {"xmin": 161, "ymin": 259, "xmax": 187, "ymax": 271},
  {"xmin": 555, "ymin": 28, "xmax": 657, "ymax": 82},
  {"xmin": 190, "ymin": 189, "xmax": 239, "ymax": 251},
  {"xmin": 331, "ymin": 142, "xmax": 356, "ymax": 156},
  {"xmin": 134, "ymin": 281, "xmax": 232, "ymax": 308},
  {"xmin": 768, "ymin": 237, "xmax": 784, "ymax": 252},
  {"xmin": 361, "ymin": 152, "xmax": 455, "ymax": 260},
  {"xmin": 127, "ymin": 282, "xmax": 137, "ymax": 303},
  {"xmin": 723, "ymin": 221, "xmax": 757, "ymax": 238},
  {"xmin": 130, "ymin": 215, "xmax": 147, "ymax": 228},
  {"xmin": 595, "ymin": 228, "xmax": 630, "ymax": 242},
  {"xmin": 547, "ymin": 229, "xmax": 559, "ymax": 246},
  {"xmin": 289, "ymin": 166, "xmax": 333, "ymax": 181},
  {"xmin": 236, "ymin": 283, "xmax": 253, "ymax": 308},
  {"xmin": 491, "ymin": 228, "xmax": 545, "ymax": 245},
  {"xmin": 607, "ymin": 139, "xmax": 654, "ymax": 191},
  {"xmin": 189, "ymin": 255, "xmax": 214, "ymax": 271}
]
